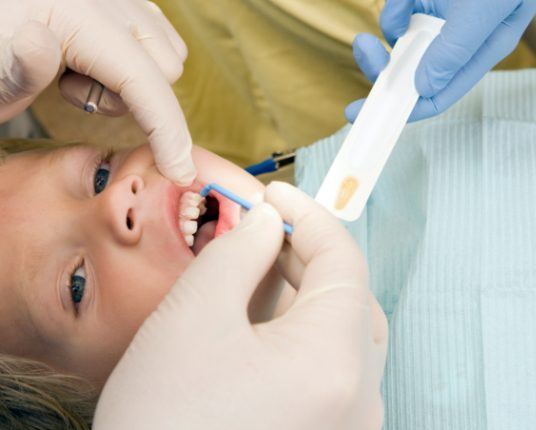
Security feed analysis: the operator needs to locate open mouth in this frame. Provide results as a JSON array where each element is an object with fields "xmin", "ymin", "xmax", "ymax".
[
  {"xmin": 175, "ymin": 185, "xmax": 241, "ymax": 256},
  {"xmin": 191, "ymin": 195, "xmax": 219, "ymax": 255}
]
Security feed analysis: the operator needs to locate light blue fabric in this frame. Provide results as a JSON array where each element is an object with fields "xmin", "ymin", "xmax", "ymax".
[{"xmin": 296, "ymin": 70, "xmax": 536, "ymax": 430}]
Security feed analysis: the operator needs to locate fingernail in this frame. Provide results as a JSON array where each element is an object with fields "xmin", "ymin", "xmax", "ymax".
[
  {"xmin": 175, "ymin": 162, "xmax": 197, "ymax": 186},
  {"xmin": 236, "ymin": 203, "xmax": 279, "ymax": 231}
]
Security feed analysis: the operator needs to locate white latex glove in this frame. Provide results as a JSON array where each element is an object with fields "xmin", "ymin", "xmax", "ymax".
[
  {"xmin": 0, "ymin": 0, "xmax": 194, "ymax": 184},
  {"xmin": 94, "ymin": 182, "xmax": 388, "ymax": 430}
]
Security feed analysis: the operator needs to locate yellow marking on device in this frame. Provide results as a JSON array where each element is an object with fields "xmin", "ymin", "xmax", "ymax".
[{"xmin": 335, "ymin": 176, "xmax": 359, "ymax": 210}]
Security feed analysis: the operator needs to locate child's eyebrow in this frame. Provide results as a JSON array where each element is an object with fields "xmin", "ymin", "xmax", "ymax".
[
  {"xmin": 47, "ymin": 145, "xmax": 104, "ymax": 197},
  {"xmin": 46, "ymin": 144, "xmax": 84, "ymax": 166},
  {"xmin": 47, "ymin": 144, "xmax": 106, "ymax": 164},
  {"xmin": 18, "ymin": 236, "xmax": 62, "ymax": 344},
  {"xmin": 20, "ymin": 229, "xmax": 49, "ymax": 292}
]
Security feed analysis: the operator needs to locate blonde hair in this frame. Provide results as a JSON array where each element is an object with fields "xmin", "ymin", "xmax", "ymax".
[
  {"xmin": 0, "ymin": 138, "xmax": 99, "ymax": 429},
  {"xmin": 0, "ymin": 354, "xmax": 97, "ymax": 430}
]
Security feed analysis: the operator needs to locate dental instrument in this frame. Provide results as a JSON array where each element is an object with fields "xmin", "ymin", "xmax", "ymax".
[
  {"xmin": 315, "ymin": 14, "xmax": 445, "ymax": 221},
  {"xmin": 245, "ymin": 150, "xmax": 296, "ymax": 176},
  {"xmin": 84, "ymin": 80, "xmax": 105, "ymax": 113},
  {"xmin": 199, "ymin": 183, "xmax": 294, "ymax": 235}
]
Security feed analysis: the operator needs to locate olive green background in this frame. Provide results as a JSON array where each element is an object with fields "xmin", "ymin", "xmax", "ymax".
[{"xmin": 31, "ymin": 1, "xmax": 536, "ymax": 166}]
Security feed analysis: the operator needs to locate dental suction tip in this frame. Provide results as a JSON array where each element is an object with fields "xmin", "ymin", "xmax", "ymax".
[{"xmin": 199, "ymin": 183, "xmax": 294, "ymax": 235}]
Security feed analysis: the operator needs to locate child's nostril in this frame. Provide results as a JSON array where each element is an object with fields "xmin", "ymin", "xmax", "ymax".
[
  {"xmin": 131, "ymin": 182, "xmax": 138, "ymax": 194},
  {"xmin": 126, "ymin": 209, "xmax": 134, "ymax": 230}
]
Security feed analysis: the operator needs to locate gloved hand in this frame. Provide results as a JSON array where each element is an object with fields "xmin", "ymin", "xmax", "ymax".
[
  {"xmin": 346, "ymin": 0, "xmax": 536, "ymax": 123},
  {"xmin": 93, "ymin": 182, "xmax": 388, "ymax": 430},
  {"xmin": 0, "ymin": 0, "xmax": 195, "ymax": 185}
]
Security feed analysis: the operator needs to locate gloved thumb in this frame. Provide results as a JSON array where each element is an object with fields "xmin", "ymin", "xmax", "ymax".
[
  {"xmin": 415, "ymin": 1, "xmax": 522, "ymax": 98},
  {"xmin": 0, "ymin": 21, "xmax": 61, "ymax": 123},
  {"xmin": 380, "ymin": 0, "xmax": 415, "ymax": 46},
  {"xmin": 168, "ymin": 202, "xmax": 284, "ymax": 326}
]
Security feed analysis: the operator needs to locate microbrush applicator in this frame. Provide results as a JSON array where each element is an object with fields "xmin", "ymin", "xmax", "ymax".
[{"xmin": 199, "ymin": 183, "xmax": 294, "ymax": 235}]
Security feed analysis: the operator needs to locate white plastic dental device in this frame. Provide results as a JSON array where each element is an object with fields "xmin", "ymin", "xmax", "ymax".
[{"xmin": 315, "ymin": 14, "xmax": 445, "ymax": 221}]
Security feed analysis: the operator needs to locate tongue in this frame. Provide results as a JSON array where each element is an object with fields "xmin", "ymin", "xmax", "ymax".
[{"xmin": 192, "ymin": 220, "xmax": 217, "ymax": 255}]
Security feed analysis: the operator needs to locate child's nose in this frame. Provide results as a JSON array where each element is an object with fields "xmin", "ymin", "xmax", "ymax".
[{"xmin": 99, "ymin": 174, "xmax": 144, "ymax": 246}]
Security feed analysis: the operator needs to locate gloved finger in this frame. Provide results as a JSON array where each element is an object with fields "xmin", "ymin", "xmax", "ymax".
[
  {"xmin": 0, "ymin": 21, "xmax": 61, "ymax": 123},
  {"xmin": 171, "ymin": 203, "xmax": 284, "ymax": 325},
  {"xmin": 344, "ymin": 88, "xmax": 434, "ymax": 124},
  {"xmin": 275, "ymin": 241, "xmax": 305, "ymax": 290},
  {"xmin": 380, "ymin": 0, "xmax": 417, "ymax": 46},
  {"xmin": 102, "ymin": 0, "xmax": 185, "ymax": 85},
  {"xmin": 369, "ymin": 291, "xmax": 388, "ymax": 346},
  {"xmin": 415, "ymin": 0, "xmax": 523, "ymax": 98},
  {"xmin": 64, "ymin": 23, "xmax": 195, "ymax": 184},
  {"xmin": 344, "ymin": 98, "xmax": 365, "ymax": 123},
  {"xmin": 59, "ymin": 72, "xmax": 128, "ymax": 117},
  {"xmin": 345, "ymin": 35, "xmax": 390, "ymax": 123},
  {"xmin": 265, "ymin": 182, "xmax": 373, "ymax": 361},
  {"xmin": 409, "ymin": 8, "xmax": 534, "ymax": 122},
  {"xmin": 264, "ymin": 182, "xmax": 368, "ymax": 302},
  {"xmin": 145, "ymin": 1, "xmax": 188, "ymax": 64},
  {"xmin": 343, "ymin": 72, "xmax": 439, "ymax": 123},
  {"xmin": 128, "ymin": 17, "xmax": 185, "ymax": 84},
  {"xmin": 352, "ymin": 34, "xmax": 390, "ymax": 83}
]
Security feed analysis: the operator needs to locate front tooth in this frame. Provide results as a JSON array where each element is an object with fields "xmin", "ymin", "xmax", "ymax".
[
  {"xmin": 181, "ymin": 206, "xmax": 200, "ymax": 219},
  {"xmin": 191, "ymin": 193, "xmax": 203, "ymax": 204},
  {"xmin": 181, "ymin": 220, "xmax": 198, "ymax": 235},
  {"xmin": 183, "ymin": 191, "xmax": 203, "ymax": 204},
  {"xmin": 184, "ymin": 234, "xmax": 194, "ymax": 247}
]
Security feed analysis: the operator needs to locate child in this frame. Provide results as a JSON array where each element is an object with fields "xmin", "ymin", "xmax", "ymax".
[
  {"xmin": 0, "ymin": 138, "xmax": 298, "ymax": 428},
  {"xmin": 0, "ymin": 139, "xmax": 297, "ymax": 382}
]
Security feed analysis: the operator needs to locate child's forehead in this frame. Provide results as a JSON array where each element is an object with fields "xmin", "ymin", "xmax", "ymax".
[
  {"xmin": 0, "ymin": 145, "xmax": 89, "ymax": 211},
  {"xmin": 0, "ymin": 179, "xmax": 58, "ymax": 359},
  {"xmin": 0, "ymin": 149, "xmax": 57, "ymax": 194}
]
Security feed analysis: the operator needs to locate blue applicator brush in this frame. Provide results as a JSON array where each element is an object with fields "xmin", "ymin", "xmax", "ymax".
[{"xmin": 199, "ymin": 183, "xmax": 294, "ymax": 235}]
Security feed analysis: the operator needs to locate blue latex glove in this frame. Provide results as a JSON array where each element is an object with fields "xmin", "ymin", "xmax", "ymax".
[{"xmin": 346, "ymin": 0, "xmax": 536, "ymax": 123}]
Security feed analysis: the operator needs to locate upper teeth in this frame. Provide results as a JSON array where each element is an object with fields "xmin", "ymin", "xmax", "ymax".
[
  {"xmin": 181, "ymin": 220, "xmax": 198, "ymax": 235},
  {"xmin": 182, "ymin": 206, "xmax": 200, "ymax": 219},
  {"xmin": 179, "ymin": 191, "xmax": 206, "ymax": 247}
]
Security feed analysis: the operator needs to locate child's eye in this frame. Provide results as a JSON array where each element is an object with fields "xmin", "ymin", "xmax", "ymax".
[
  {"xmin": 94, "ymin": 160, "xmax": 111, "ymax": 194},
  {"xmin": 70, "ymin": 265, "xmax": 86, "ymax": 308}
]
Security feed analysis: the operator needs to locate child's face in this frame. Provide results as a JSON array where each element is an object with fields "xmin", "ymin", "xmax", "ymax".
[{"xmin": 0, "ymin": 143, "xmax": 263, "ymax": 386}]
